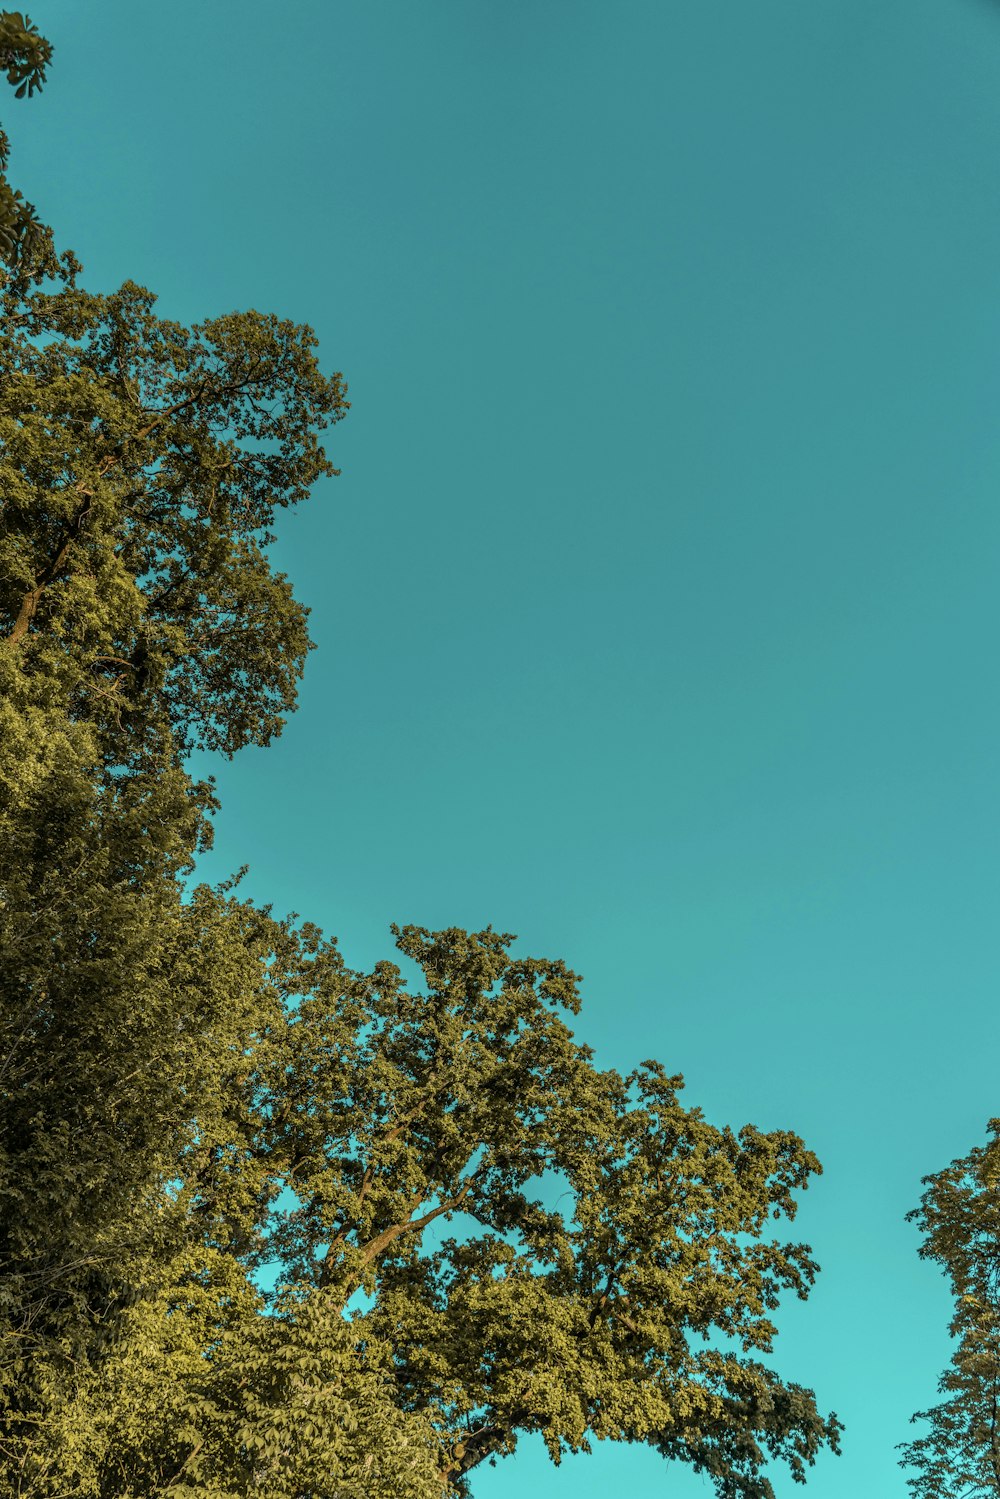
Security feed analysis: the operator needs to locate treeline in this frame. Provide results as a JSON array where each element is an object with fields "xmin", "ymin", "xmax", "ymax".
[{"xmin": 0, "ymin": 11, "xmax": 988, "ymax": 1499}]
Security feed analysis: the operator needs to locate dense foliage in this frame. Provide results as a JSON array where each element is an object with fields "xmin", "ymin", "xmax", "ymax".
[
  {"xmin": 0, "ymin": 10, "xmax": 51, "ymax": 261},
  {"xmin": 0, "ymin": 11, "xmax": 841, "ymax": 1497},
  {"xmin": 1, "ymin": 245, "xmax": 347, "ymax": 758},
  {"xmin": 900, "ymin": 1126, "xmax": 1000, "ymax": 1497},
  {"xmin": 0, "ymin": 252, "xmax": 841, "ymax": 1496}
]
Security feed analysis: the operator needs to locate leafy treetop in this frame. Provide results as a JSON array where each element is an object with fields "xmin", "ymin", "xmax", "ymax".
[
  {"xmin": 1, "ymin": 889, "xmax": 843, "ymax": 1496},
  {"xmin": 1, "ymin": 257, "xmax": 348, "ymax": 765},
  {"xmin": 145, "ymin": 917, "xmax": 842, "ymax": 1498}
]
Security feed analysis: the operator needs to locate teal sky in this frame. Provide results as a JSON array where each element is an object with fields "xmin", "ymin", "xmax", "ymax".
[{"xmin": 21, "ymin": 1, "xmax": 1000, "ymax": 1492}]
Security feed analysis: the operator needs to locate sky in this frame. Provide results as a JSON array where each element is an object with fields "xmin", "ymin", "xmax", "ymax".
[{"xmin": 17, "ymin": 0, "xmax": 1000, "ymax": 1492}]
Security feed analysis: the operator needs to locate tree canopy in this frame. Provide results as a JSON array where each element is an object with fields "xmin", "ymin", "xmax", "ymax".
[
  {"xmin": 170, "ymin": 915, "xmax": 842, "ymax": 1495},
  {"xmin": 900, "ymin": 1125, "xmax": 1000, "ymax": 1498},
  {"xmin": 0, "ymin": 234, "xmax": 349, "ymax": 1482},
  {"xmin": 2, "ymin": 882, "xmax": 842, "ymax": 1496},
  {"xmin": 1, "ymin": 253, "xmax": 348, "ymax": 762},
  {"xmin": 0, "ymin": 11, "xmax": 841, "ymax": 1498}
]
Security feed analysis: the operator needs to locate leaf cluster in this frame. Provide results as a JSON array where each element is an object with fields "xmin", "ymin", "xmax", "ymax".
[
  {"xmin": 0, "ymin": 10, "xmax": 52, "ymax": 262},
  {"xmin": 900, "ymin": 1125, "xmax": 1000, "ymax": 1497},
  {"xmin": 1, "ymin": 259, "xmax": 348, "ymax": 761}
]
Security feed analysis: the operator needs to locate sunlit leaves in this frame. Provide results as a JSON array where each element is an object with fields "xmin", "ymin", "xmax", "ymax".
[
  {"xmin": 901, "ymin": 1127, "xmax": 1000, "ymax": 1498},
  {"xmin": 0, "ymin": 266, "xmax": 347, "ymax": 761}
]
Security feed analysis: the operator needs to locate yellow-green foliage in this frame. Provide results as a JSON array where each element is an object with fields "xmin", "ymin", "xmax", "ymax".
[
  {"xmin": 901, "ymin": 1128, "xmax": 1000, "ymax": 1498},
  {"xmin": 22, "ymin": 1267, "xmax": 443, "ymax": 1498},
  {"xmin": 0, "ymin": 25, "xmax": 839, "ymax": 1496},
  {"xmin": 0, "ymin": 250, "xmax": 347, "ymax": 760},
  {"xmin": 0, "ymin": 9, "xmax": 51, "ymax": 262}
]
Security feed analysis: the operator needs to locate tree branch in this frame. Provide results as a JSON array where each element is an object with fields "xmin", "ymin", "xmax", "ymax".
[
  {"xmin": 447, "ymin": 1405, "xmax": 536, "ymax": 1478},
  {"xmin": 9, "ymin": 490, "xmax": 94, "ymax": 644},
  {"xmin": 359, "ymin": 1184, "xmax": 474, "ymax": 1266}
]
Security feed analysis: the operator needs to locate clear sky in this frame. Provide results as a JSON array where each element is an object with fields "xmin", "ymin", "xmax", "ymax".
[{"xmin": 20, "ymin": 1, "xmax": 1000, "ymax": 1493}]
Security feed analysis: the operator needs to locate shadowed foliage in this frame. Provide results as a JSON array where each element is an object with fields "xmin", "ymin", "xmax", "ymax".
[
  {"xmin": 0, "ymin": 10, "xmax": 51, "ymax": 262},
  {"xmin": 1, "ymin": 252, "xmax": 348, "ymax": 761}
]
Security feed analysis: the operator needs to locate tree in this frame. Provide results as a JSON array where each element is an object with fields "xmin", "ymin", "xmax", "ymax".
[
  {"xmin": 0, "ymin": 231, "xmax": 347, "ymax": 1314},
  {"xmin": 1, "ymin": 252, "xmax": 348, "ymax": 761},
  {"xmin": 0, "ymin": 246, "xmax": 840, "ymax": 1499},
  {"xmin": 0, "ymin": 10, "xmax": 52, "ymax": 262},
  {"xmin": 900, "ymin": 1124, "xmax": 1000, "ymax": 1497},
  {"xmin": 0, "ymin": 18, "xmax": 841, "ymax": 1499},
  {"xmin": 0, "ymin": 243, "xmax": 363, "ymax": 1488},
  {"xmin": 7, "ymin": 902, "xmax": 842, "ymax": 1497},
  {"xmin": 207, "ymin": 917, "xmax": 842, "ymax": 1498}
]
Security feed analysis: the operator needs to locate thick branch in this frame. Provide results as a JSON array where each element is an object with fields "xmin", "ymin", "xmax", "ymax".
[
  {"xmin": 589, "ymin": 1260, "xmax": 624, "ymax": 1328},
  {"xmin": 449, "ymin": 1405, "xmax": 535, "ymax": 1479},
  {"xmin": 360, "ymin": 1179, "xmax": 475, "ymax": 1265},
  {"xmin": 9, "ymin": 490, "xmax": 94, "ymax": 645},
  {"xmin": 317, "ymin": 1075, "xmax": 451, "ymax": 1272},
  {"xmin": 320, "ymin": 1168, "xmax": 479, "ymax": 1289}
]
